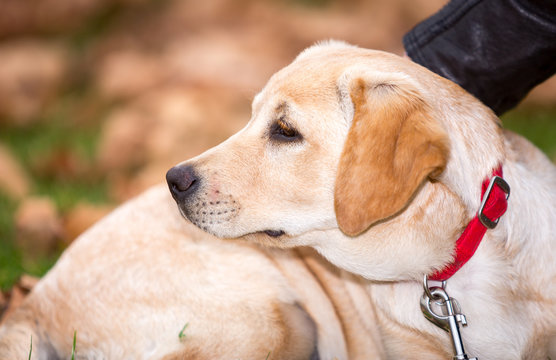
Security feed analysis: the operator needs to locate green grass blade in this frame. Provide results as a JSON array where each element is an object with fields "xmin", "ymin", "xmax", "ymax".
[
  {"xmin": 178, "ymin": 322, "xmax": 189, "ymax": 340},
  {"xmin": 71, "ymin": 331, "xmax": 77, "ymax": 360},
  {"xmin": 28, "ymin": 336, "xmax": 32, "ymax": 360}
]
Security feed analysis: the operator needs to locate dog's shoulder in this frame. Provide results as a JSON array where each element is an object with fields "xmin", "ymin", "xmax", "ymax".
[{"xmin": 504, "ymin": 129, "xmax": 556, "ymax": 179}]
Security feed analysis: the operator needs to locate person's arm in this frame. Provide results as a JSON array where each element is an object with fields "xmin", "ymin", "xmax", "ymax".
[{"xmin": 403, "ymin": 0, "xmax": 556, "ymax": 115}]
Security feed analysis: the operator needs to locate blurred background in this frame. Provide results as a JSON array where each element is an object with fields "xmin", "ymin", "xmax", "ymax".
[{"xmin": 0, "ymin": 0, "xmax": 555, "ymax": 298}]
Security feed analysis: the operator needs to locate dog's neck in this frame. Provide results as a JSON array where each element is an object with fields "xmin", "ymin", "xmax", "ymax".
[
  {"xmin": 435, "ymin": 97, "xmax": 506, "ymax": 217},
  {"xmin": 428, "ymin": 165, "xmax": 509, "ymax": 282},
  {"xmin": 305, "ymin": 180, "xmax": 467, "ymax": 281}
]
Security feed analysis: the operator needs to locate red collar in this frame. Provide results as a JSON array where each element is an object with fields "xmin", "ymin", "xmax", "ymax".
[{"xmin": 429, "ymin": 165, "xmax": 510, "ymax": 282}]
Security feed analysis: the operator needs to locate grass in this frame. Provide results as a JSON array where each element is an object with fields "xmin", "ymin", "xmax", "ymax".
[
  {"xmin": 26, "ymin": 332, "xmax": 76, "ymax": 359},
  {"xmin": 0, "ymin": 193, "xmax": 25, "ymax": 290},
  {"xmin": 178, "ymin": 323, "xmax": 189, "ymax": 340},
  {"xmin": 72, "ymin": 331, "xmax": 77, "ymax": 360},
  {"xmin": 0, "ymin": 93, "xmax": 110, "ymax": 291}
]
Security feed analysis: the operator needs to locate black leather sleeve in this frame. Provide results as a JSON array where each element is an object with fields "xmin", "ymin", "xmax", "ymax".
[{"xmin": 403, "ymin": 0, "xmax": 556, "ymax": 115}]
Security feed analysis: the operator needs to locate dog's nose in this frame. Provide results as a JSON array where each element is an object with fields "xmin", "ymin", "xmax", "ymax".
[{"xmin": 166, "ymin": 165, "xmax": 199, "ymax": 202}]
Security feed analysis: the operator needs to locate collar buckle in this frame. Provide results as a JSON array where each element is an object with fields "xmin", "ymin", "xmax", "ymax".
[{"xmin": 478, "ymin": 175, "xmax": 510, "ymax": 229}]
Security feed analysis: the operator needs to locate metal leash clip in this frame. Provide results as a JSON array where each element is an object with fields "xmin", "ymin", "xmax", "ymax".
[{"xmin": 420, "ymin": 275, "xmax": 478, "ymax": 360}]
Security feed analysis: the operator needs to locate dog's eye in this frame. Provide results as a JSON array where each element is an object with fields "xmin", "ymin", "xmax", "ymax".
[{"xmin": 270, "ymin": 119, "xmax": 302, "ymax": 142}]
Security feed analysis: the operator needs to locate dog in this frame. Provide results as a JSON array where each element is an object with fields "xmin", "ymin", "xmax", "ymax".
[
  {"xmin": 166, "ymin": 41, "xmax": 556, "ymax": 359},
  {"xmin": 2, "ymin": 41, "xmax": 555, "ymax": 360},
  {"xmin": 0, "ymin": 184, "xmax": 391, "ymax": 359}
]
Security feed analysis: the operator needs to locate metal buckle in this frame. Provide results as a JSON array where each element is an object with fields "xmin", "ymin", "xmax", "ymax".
[
  {"xmin": 423, "ymin": 274, "xmax": 446, "ymax": 300},
  {"xmin": 477, "ymin": 176, "xmax": 510, "ymax": 229}
]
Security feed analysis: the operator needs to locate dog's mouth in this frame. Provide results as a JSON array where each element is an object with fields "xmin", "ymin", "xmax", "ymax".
[{"xmin": 263, "ymin": 230, "xmax": 285, "ymax": 237}]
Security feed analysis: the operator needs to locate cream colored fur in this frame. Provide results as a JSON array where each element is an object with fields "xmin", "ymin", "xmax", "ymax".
[
  {"xmin": 0, "ymin": 185, "xmax": 387, "ymax": 359},
  {"xmin": 170, "ymin": 42, "xmax": 556, "ymax": 359}
]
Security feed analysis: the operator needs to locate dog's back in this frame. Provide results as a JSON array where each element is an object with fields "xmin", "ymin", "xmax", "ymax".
[{"xmin": 0, "ymin": 186, "xmax": 324, "ymax": 359}]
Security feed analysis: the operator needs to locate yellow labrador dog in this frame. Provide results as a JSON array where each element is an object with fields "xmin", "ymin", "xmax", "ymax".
[
  {"xmin": 0, "ymin": 185, "xmax": 386, "ymax": 359},
  {"xmin": 166, "ymin": 41, "xmax": 556, "ymax": 359},
  {"xmin": 2, "ymin": 42, "xmax": 555, "ymax": 360}
]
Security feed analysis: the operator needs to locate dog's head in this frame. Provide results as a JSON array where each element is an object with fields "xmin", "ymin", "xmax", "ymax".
[{"xmin": 166, "ymin": 42, "xmax": 498, "ymax": 280}]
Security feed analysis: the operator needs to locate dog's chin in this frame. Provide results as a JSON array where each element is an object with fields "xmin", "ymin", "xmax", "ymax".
[
  {"xmin": 200, "ymin": 227, "xmax": 294, "ymax": 249},
  {"xmin": 213, "ymin": 228, "xmax": 290, "ymax": 246},
  {"xmin": 242, "ymin": 231, "xmax": 297, "ymax": 249},
  {"xmin": 178, "ymin": 207, "xmax": 290, "ymax": 243}
]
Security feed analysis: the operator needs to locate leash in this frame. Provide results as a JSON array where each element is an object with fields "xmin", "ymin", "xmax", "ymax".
[{"xmin": 420, "ymin": 165, "xmax": 510, "ymax": 360}]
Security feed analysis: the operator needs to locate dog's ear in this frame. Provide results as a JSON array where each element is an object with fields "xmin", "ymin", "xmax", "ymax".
[{"xmin": 334, "ymin": 77, "xmax": 449, "ymax": 236}]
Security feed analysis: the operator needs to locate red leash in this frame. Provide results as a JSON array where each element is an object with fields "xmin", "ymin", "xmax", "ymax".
[{"xmin": 429, "ymin": 165, "xmax": 510, "ymax": 282}]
